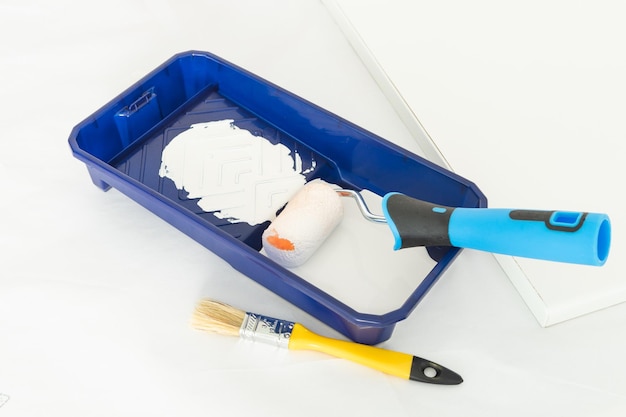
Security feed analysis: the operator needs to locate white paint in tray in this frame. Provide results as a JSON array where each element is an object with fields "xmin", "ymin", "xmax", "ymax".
[
  {"xmin": 159, "ymin": 119, "xmax": 307, "ymax": 225},
  {"xmin": 159, "ymin": 119, "xmax": 435, "ymax": 315}
]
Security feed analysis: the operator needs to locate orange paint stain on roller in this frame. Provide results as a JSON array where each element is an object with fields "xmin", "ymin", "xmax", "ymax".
[{"xmin": 264, "ymin": 230, "xmax": 296, "ymax": 251}]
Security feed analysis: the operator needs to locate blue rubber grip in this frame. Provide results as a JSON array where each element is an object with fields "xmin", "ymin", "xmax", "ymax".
[
  {"xmin": 448, "ymin": 208, "xmax": 611, "ymax": 266},
  {"xmin": 382, "ymin": 193, "xmax": 611, "ymax": 266}
]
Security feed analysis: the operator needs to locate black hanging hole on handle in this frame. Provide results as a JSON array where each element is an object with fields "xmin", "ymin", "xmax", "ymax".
[
  {"xmin": 409, "ymin": 356, "xmax": 463, "ymax": 385},
  {"xmin": 423, "ymin": 366, "xmax": 439, "ymax": 379}
]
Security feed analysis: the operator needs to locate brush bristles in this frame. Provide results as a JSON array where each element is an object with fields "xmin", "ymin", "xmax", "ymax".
[{"xmin": 191, "ymin": 299, "xmax": 246, "ymax": 337}]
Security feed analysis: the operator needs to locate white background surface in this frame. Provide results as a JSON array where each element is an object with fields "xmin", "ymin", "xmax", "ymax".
[
  {"xmin": 1, "ymin": 1, "xmax": 625, "ymax": 416},
  {"xmin": 329, "ymin": 0, "xmax": 626, "ymax": 327}
]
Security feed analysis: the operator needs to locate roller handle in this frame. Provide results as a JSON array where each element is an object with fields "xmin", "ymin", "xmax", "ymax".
[{"xmin": 382, "ymin": 193, "xmax": 611, "ymax": 266}]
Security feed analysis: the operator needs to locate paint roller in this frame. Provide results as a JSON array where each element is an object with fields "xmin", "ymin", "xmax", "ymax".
[{"xmin": 262, "ymin": 180, "xmax": 611, "ymax": 268}]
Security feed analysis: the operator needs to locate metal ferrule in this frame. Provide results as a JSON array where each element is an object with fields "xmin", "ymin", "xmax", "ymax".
[{"xmin": 239, "ymin": 313, "xmax": 294, "ymax": 349}]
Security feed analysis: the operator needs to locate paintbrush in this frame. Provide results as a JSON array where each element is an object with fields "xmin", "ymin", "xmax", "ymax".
[{"xmin": 191, "ymin": 299, "xmax": 463, "ymax": 385}]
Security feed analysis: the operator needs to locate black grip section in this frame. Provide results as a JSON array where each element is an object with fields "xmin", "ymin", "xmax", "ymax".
[
  {"xmin": 385, "ymin": 194, "xmax": 453, "ymax": 249},
  {"xmin": 509, "ymin": 209, "xmax": 587, "ymax": 232},
  {"xmin": 410, "ymin": 356, "xmax": 463, "ymax": 385}
]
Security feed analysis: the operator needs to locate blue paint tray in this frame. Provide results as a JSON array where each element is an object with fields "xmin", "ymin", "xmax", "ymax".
[{"xmin": 68, "ymin": 51, "xmax": 486, "ymax": 344}]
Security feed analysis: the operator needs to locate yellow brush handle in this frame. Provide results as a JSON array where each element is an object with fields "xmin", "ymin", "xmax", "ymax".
[{"xmin": 288, "ymin": 323, "xmax": 413, "ymax": 379}]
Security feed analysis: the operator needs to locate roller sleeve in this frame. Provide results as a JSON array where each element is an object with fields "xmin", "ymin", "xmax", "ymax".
[{"xmin": 262, "ymin": 181, "xmax": 343, "ymax": 268}]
